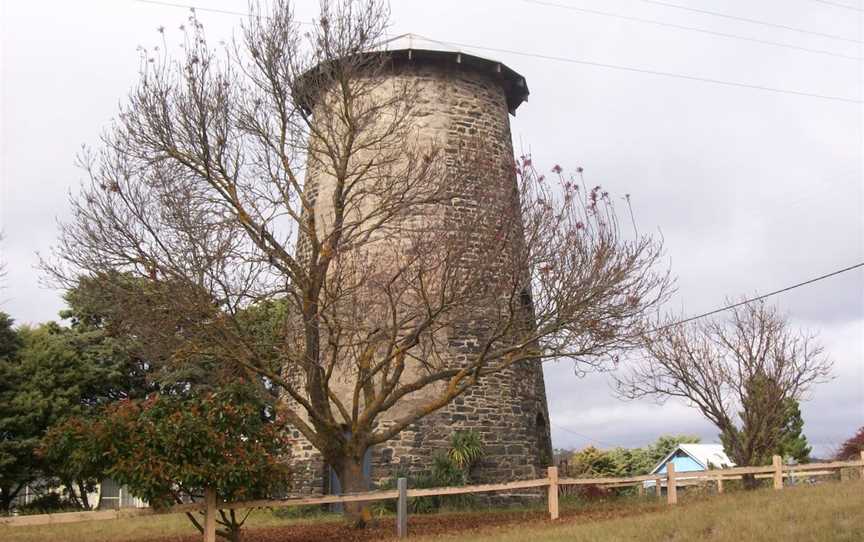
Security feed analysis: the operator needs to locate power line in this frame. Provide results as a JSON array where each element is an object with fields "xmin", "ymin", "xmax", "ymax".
[
  {"xmin": 136, "ymin": 0, "xmax": 864, "ymax": 46},
  {"xmin": 650, "ymin": 261, "xmax": 864, "ymax": 334},
  {"xmin": 430, "ymin": 37, "xmax": 862, "ymax": 104},
  {"xmin": 132, "ymin": 1, "xmax": 862, "ymax": 103},
  {"xmin": 635, "ymin": 0, "xmax": 862, "ymax": 44},
  {"xmin": 551, "ymin": 423, "xmax": 621, "ymax": 448},
  {"xmin": 133, "ymin": 0, "xmax": 248, "ymax": 17},
  {"xmin": 809, "ymin": 0, "xmax": 864, "ymax": 12},
  {"xmin": 520, "ymin": 0, "xmax": 861, "ymax": 61},
  {"xmin": 132, "ymin": 0, "xmax": 314, "ymax": 24},
  {"xmin": 552, "ymin": 261, "xmax": 864, "ymax": 447}
]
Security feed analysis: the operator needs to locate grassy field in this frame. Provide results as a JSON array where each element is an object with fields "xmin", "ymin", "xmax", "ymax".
[
  {"xmin": 0, "ymin": 508, "xmax": 332, "ymax": 542},
  {"xmin": 415, "ymin": 481, "xmax": 864, "ymax": 542},
  {"xmin": 1, "ymin": 480, "xmax": 861, "ymax": 541}
]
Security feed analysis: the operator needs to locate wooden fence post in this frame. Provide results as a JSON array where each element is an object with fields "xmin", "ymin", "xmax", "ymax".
[
  {"xmin": 637, "ymin": 483, "xmax": 644, "ymax": 497},
  {"xmin": 547, "ymin": 466, "xmax": 559, "ymax": 520},
  {"xmin": 396, "ymin": 477, "xmax": 408, "ymax": 539},
  {"xmin": 666, "ymin": 463, "xmax": 677, "ymax": 505},
  {"xmin": 860, "ymin": 451, "xmax": 864, "ymax": 480},
  {"xmin": 772, "ymin": 455, "xmax": 783, "ymax": 490},
  {"xmin": 840, "ymin": 467, "xmax": 849, "ymax": 482},
  {"xmin": 655, "ymin": 477, "xmax": 663, "ymax": 499},
  {"xmin": 203, "ymin": 488, "xmax": 217, "ymax": 542},
  {"xmin": 716, "ymin": 476, "xmax": 724, "ymax": 494}
]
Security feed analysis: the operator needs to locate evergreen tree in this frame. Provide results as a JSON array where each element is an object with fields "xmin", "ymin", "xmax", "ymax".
[
  {"xmin": 8, "ymin": 323, "xmax": 138, "ymax": 509},
  {"xmin": 0, "ymin": 313, "xmax": 20, "ymax": 358},
  {"xmin": 0, "ymin": 312, "xmax": 30, "ymax": 514},
  {"xmin": 778, "ymin": 399, "xmax": 811, "ymax": 463},
  {"xmin": 0, "ymin": 291, "xmax": 157, "ymax": 513}
]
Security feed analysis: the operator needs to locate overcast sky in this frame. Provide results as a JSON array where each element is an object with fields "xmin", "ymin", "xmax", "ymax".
[{"xmin": 1, "ymin": 0, "xmax": 862, "ymax": 457}]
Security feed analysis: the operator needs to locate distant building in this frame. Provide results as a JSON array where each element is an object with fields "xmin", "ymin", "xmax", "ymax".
[
  {"xmin": 646, "ymin": 443, "xmax": 734, "ymax": 488},
  {"xmin": 12, "ymin": 478, "xmax": 146, "ymax": 513},
  {"xmin": 96, "ymin": 478, "xmax": 147, "ymax": 510}
]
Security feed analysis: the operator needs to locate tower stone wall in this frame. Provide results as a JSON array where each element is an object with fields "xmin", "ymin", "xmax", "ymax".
[{"xmin": 289, "ymin": 47, "xmax": 552, "ymax": 494}]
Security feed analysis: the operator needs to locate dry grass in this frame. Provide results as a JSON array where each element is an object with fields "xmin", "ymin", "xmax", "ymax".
[
  {"xmin": 0, "ymin": 508, "xmax": 332, "ymax": 542},
  {"xmin": 1, "ymin": 480, "xmax": 861, "ymax": 542},
  {"xmin": 413, "ymin": 481, "xmax": 864, "ymax": 542}
]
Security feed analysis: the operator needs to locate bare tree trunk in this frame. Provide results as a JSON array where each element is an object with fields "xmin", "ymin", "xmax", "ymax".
[
  {"xmin": 742, "ymin": 474, "xmax": 759, "ymax": 490},
  {"xmin": 77, "ymin": 481, "xmax": 91, "ymax": 510},
  {"xmin": 338, "ymin": 457, "xmax": 371, "ymax": 528},
  {"xmin": 217, "ymin": 508, "xmax": 244, "ymax": 542},
  {"xmin": 220, "ymin": 526, "xmax": 242, "ymax": 542}
]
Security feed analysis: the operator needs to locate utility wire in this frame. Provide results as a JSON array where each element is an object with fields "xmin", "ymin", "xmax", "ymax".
[
  {"xmin": 136, "ymin": 0, "xmax": 864, "ymax": 460},
  {"xmin": 649, "ymin": 261, "xmax": 864, "ymax": 334},
  {"xmin": 551, "ymin": 261, "xmax": 864, "ymax": 448},
  {"xmin": 520, "ymin": 0, "xmax": 861, "ymax": 61},
  {"xmin": 552, "ymin": 423, "xmax": 621, "ymax": 448},
  {"xmin": 134, "ymin": 0, "xmax": 248, "ymax": 17},
  {"xmin": 635, "ymin": 0, "xmax": 862, "ymax": 44},
  {"xmin": 132, "ymin": 0, "xmax": 314, "ymax": 23},
  {"xmin": 128, "ymin": 2, "xmax": 864, "ymax": 318},
  {"xmin": 131, "ymin": 1, "xmax": 862, "ymax": 104},
  {"xmin": 429, "ymin": 37, "xmax": 863, "ymax": 104},
  {"xmin": 809, "ymin": 0, "xmax": 864, "ymax": 12}
]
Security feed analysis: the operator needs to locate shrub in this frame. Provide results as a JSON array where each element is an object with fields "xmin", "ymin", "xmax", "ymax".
[
  {"xmin": 42, "ymin": 387, "xmax": 291, "ymax": 542},
  {"xmin": 448, "ymin": 431, "xmax": 483, "ymax": 471},
  {"xmin": 375, "ymin": 430, "xmax": 486, "ymax": 514},
  {"xmin": 377, "ymin": 454, "xmax": 475, "ymax": 514},
  {"xmin": 16, "ymin": 493, "xmax": 80, "ymax": 515}
]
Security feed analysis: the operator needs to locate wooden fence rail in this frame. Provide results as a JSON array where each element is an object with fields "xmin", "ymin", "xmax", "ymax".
[{"xmin": 3, "ymin": 452, "xmax": 862, "ymax": 541}]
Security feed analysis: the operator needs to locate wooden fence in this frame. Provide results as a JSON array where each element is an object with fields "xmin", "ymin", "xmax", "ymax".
[{"xmin": 3, "ymin": 452, "xmax": 863, "ymax": 541}]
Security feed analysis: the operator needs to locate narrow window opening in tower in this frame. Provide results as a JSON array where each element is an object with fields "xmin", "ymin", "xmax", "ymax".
[
  {"xmin": 536, "ymin": 412, "xmax": 552, "ymax": 467},
  {"xmin": 520, "ymin": 288, "xmax": 537, "ymax": 332},
  {"xmin": 520, "ymin": 288, "xmax": 533, "ymax": 312}
]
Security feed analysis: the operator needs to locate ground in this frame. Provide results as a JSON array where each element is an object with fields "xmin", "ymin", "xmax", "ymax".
[{"xmin": 2, "ymin": 480, "xmax": 861, "ymax": 541}]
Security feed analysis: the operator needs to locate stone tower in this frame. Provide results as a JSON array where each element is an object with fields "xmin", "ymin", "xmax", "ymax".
[{"xmin": 290, "ymin": 34, "xmax": 552, "ymax": 493}]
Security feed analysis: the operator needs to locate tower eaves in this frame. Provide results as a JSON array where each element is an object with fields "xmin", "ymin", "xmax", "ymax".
[{"xmin": 295, "ymin": 33, "xmax": 530, "ymax": 115}]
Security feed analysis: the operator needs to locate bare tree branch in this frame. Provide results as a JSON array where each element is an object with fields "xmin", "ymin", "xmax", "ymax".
[
  {"xmin": 615, "ymin": 300, "xmax": 833, "ymax": 473},
  {"xmin": 42, "ymin": 0, "xmax": 673, "ymax": 519}
]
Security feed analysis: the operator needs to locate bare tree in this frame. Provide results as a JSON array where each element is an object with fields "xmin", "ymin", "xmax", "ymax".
[
  {"xmin": 44, "ymin": 0, "xmax": 672, "ymax": 522},
  {"xmin": 616, "ymin": 301, "xmax": 832, "ymax": 485}
]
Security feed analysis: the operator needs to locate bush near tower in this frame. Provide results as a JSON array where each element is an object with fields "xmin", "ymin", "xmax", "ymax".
[{"xmin": 42, "ymin": 387, "xmax": 291, "ymax": 542}]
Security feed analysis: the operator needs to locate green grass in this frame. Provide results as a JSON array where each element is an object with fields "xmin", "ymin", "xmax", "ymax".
[{"xmin": 413, "ymin": 481, "xmax": 864, "ymax": 542}]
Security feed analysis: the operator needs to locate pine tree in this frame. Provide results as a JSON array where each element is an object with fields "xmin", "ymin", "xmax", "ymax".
[{"xmin": 778, "ymin": 399, "xmax": 811, "ymax": 463}]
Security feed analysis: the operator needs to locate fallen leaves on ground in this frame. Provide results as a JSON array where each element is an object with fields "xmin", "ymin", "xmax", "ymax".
[{"xmin": 140, "ymin": 502, "xmax": 665, "ymax": 542}]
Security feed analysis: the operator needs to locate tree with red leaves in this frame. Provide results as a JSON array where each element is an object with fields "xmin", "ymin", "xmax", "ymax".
[
  {"xmin": 835, "ymin": 427, "xmax": 864, "ymax": 461},
  {"xmin": 43, "ymin": 387, "xmax": 291, "ymax": 542}
]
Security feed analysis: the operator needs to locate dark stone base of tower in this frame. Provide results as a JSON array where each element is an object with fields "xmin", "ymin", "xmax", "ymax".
[
  {"xmin": 373, "ymin": 362, "xmax": 553, "ymax": 485},
  {"xmin": 287, "ymin": 360, "xmax": 551, "ymax": 495}
]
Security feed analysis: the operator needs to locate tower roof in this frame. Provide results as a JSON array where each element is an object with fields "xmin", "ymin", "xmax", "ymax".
[
  {"xmin": 376, "ymin": 34, "xmax": 529, "ymax": 113},
  {"xmin": 295, "ymin": 33, "xmax": 530, "ymax": 115}
]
